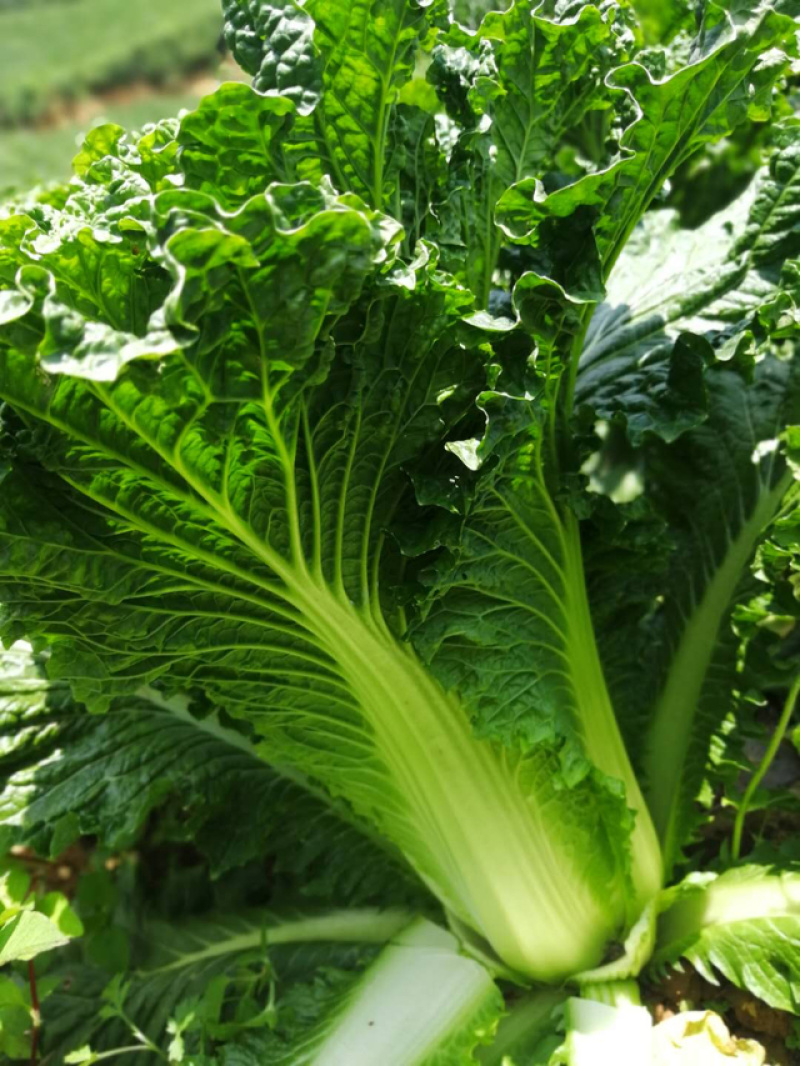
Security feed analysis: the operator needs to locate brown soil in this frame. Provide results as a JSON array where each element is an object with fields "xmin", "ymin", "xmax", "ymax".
[{"xmin": 9, "ymin": 842, "xmax": 93, "ymax": 897}]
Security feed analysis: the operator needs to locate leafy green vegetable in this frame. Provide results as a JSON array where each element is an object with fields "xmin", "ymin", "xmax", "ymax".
[
  {"xmin": 1, "ymin": 0, "xmax": 800, "ymax": 1061},
  {"xmin": 0, "ymin": 127, "xmax": 656, "ymax": 979}
]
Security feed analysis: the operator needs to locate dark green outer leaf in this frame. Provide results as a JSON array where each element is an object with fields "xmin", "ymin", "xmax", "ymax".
[
  {"xmin": 578, "ymin": 131, "xmax": 800, "ymax": 443},
  {"xmin": 497, "ymin": 1, "xmax": 798, "ymax": 323},
  {"xmin": 0, "ymin": 643, "xmax": 423, "ymax": 905},
  {"xmin": 223, "ymin": 0, "xmax": 441, "ymax": 208},
  {"xmin": 602, "ymin": 360, "xmax": 800, "ymax": 868},
  {"xmin": 428, "ymin": 0, "xmax": 617, "ymax": 302}
]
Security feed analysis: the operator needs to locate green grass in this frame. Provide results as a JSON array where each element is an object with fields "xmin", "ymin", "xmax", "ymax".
[
  {"xmin": 0, "ymin": 0, "xmax": 222, "ymax": 124},
  {"xmin": 0, "ymin": 90, "xmax": 204, "ymax": 191}
]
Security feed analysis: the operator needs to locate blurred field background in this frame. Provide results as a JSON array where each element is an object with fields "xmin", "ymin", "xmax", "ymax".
[
  {"xmin": 0, "ymin": 0, "xmax": 233, "ymax": 192},
  {"xmin": 0, "ymin": 0, "xmax": 779, "ymax": 218}
]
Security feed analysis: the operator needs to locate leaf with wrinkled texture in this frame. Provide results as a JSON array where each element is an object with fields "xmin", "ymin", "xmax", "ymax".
[
  {"xmin": 2, "ymin": 4, "xmax": 800, "ymax": 1048},
  {"xmin": 428, "ymin": 1, "xmax": 616, "ymax": 302},
  {"xmin": 0, "ymin": 152, "xmax": 638, "ymax": 981},
  {"xmin": 498, "ymin": 1, "xmax": 798, "ymax": 336},
  {"xmin": 0, "ymin": 643, "xmax": 424, "ymax": 906},
  {"xmin": 222, "ymin": 0, "xmax": 441, "ymax": 208},
  {"xmin": 579, "ymin": 130, "xmax": 800, "ymax": 443}
]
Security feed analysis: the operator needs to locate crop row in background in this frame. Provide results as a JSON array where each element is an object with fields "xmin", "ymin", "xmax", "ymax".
[{"xmin": 0, "ymin": 0, "xmax": 224, "ymax": 190}]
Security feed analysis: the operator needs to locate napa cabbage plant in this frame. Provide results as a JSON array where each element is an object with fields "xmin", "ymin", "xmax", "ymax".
[{"xmin": 1, "ymin": 0, "xmax": 800, "ymax": 1061}]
